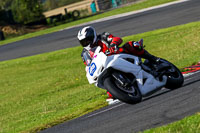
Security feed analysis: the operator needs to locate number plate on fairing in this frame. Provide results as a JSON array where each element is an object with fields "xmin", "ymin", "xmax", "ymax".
[{"xmin": 89, "ymin": 63, "xmax": 97, "ymax": 76}]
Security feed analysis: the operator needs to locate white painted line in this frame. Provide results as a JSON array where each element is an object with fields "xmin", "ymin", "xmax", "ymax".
[
  {"xmin": 86, "ymin": 0, "xmax": 191, "ymax": 23},
  {"xmin": 184, "ymin": 77, "xmax": 193, "ymax": 81},
  {"xmin": 61, "ymin": 0, "xmax": 190, "ymax": 31},
  {"xmin": 85, "ymin": 102, "xmax": 124, "ymax": 118},
  {"xmin": 183, "ymin": 70, "xmax": 200, "ymax": 78}
]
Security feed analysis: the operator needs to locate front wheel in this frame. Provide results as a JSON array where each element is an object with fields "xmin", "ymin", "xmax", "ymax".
[{"xmin": 104, "ymin": 77, "xmax": 142, "ymax": 104}]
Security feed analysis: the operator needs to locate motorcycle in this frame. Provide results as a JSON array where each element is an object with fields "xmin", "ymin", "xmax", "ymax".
[{"xmin": 83, "ymin": 46, "xmax": 184, "ymax": 104}]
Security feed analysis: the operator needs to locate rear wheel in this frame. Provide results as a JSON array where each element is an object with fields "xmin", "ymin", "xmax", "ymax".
[
  {"xmin": 104, "ymin": 77, "xmax": 142, "ymax": 104},
  {"xmin": 160, "ymin": 59, "xmax": 184, "ymax": 89}
]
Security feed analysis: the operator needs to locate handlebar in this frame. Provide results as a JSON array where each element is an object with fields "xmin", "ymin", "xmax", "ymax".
[{"xmin": 105, "ymin": 47, "xmax": 120, "ymax": 56}]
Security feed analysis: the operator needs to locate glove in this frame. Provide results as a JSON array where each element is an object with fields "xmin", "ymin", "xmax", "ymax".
[
  {"xmin": 108, "ymin": 43, "xmax": 118, "ymax": 54},
  {"xmin": 133, "ymin": 39, "xmax": 144, "ymax": 51}
]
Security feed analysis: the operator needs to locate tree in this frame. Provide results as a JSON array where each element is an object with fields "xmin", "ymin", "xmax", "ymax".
[
  {"xmin": 0, "ymin": 0, "xmax": 14, "ymax": 25},
  {"xmin": 0, "ymin": 0, "xmax": 13, "ymax": 10},
  {"xmin": 43, "ymin": 0, "xmax": 58, "ymax": 11},
  {"xmin": 11, "ymin": 0, "xmax": 44, "ymax": 24}
]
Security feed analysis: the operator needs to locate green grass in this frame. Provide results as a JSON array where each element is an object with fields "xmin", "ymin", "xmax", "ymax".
[
  {"xmin": 0, "ymin": 21, "xmax": 200, "ymax": 133},
  {"xmin": 122, "ymin": 21, "xmax": 200, "ymax": 69},
  {"xmin": 0, "ymin": 0, "xmax": 177, "ymax": 46},
  {"xmin": 0, "ymin": 47, "xmax": 108, "ymax": 133},
  {"xmin": 144, "ymin": 113, "xmax": 200, "ymax": 133}
]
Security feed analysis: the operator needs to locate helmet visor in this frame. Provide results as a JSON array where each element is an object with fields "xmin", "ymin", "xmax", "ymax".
[{"xmin": 79, "ymin": 36, "xmax": 94, "ymax": 47}]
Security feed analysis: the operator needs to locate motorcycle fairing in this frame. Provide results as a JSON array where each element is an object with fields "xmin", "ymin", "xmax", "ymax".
[{"xmin": 86, "ymin": 49, "xmax": 167, "ymax": 96}]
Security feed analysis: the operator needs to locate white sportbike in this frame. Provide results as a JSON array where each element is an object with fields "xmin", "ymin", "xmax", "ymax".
[{"xmin": 83, "ymin": 46, "xmax": 184, "ymax": 104}]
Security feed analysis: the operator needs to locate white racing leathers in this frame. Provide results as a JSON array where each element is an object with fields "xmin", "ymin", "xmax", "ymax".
[{"xmin": 86, "ymin": 46, "xmax": 167, "ymax": 97}]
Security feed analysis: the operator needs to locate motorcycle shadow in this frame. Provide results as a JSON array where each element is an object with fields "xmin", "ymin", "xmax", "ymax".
[
  {"xmin": 142, "ymin": 89, "xmax": 171, "ymax": 102},
  {"xmin": 142, "ymin": 78, "xmax": 200, "ymax": 102},
  {"xmin": 182, "ymin": 78, "xmax": 200, "ymax": 87}
]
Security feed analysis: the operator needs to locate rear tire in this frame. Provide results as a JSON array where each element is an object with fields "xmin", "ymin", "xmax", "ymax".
[
  {"xmin": 104, "ymin": 77, "xmax": 142, "ymax": 104},
  {"xmin": 160, "ymin": 59, "xmax": 184, "ymax": 89}
]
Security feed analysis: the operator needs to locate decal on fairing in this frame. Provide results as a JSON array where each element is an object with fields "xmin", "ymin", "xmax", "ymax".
[{"xmin": 89, "ymin": 63, "xmax": 97, "ymax": 76}]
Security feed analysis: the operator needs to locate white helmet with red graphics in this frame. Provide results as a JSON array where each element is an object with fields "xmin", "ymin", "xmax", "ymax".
[{"xmin": 77, "ymin": 26, "xmax": 97, "ymax": 50}]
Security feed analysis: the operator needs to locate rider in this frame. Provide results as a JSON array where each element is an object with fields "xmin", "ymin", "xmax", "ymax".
[
  {"xmin": 77, "ymin": 26, "xmax": 167, "ymax": 98},
  {"xmin": 77, "ymin": 26, "xmax": 160, "ymax": 67}
]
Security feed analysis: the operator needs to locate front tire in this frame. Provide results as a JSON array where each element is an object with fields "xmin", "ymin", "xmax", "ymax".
[{"xmin": 104, "ymin": 77, "xmax": 142, "ymax": 104}]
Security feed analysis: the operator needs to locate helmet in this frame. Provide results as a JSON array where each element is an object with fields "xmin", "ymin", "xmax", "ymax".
[{"xmin": 77, "ymin": 26, "xmax": 97, "ymax": 49}]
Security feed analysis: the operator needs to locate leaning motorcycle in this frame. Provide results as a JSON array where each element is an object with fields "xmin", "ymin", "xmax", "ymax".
[{"xmin": 83, "ymin": 46, "xmax": 184, "ymax": 104}]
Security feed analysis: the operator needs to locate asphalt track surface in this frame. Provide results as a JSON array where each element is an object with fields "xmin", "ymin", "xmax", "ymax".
[
  {"xmin": 0, "ymin": 0, "xmax": 200, "ymax": 62},
  {"xmin": 39, "ymin": 0, "xmax": 200, "ymax": 132},
  {"xmin": 40, "ymin": 72, "xmax": 200, "ymax": 133},
  {"xmin": 1, "ymin": 0, "xmax": 200, "ymax": 132}
]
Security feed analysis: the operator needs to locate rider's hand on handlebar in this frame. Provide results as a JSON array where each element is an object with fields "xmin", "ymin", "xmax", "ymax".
[
  {"xmin": 133, "ymin": 39, "xmax": 145, "ymax": 50},
  {"xmin": 108, "ymin": 43, "xmax": 119, "ymax": 54}
]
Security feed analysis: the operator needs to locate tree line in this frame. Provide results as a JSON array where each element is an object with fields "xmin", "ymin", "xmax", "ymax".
[{"xmin": 0, "ymin": 0, "xmax": 83, "ymax": 25}]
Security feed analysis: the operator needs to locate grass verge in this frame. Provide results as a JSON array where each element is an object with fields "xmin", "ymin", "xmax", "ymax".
[
  {"xmin": 144, "ymin": 113, "xmax": 200, "ymax": 133},
  {"xmin": 0, "ymin": 21, "xmax": 200, "ymax": 133},
  {"xmin": 0, "ymin": 0, "xmax": 177, "ymax": 46}
]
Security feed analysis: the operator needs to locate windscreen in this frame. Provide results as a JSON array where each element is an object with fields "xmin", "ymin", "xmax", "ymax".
[
  {"xmin": 83, "ymin": 47, "xmax": 98, "ymax": 66},
  {"xmin": 83, "ymin": 51, "xmax": 92, "ymax": 66}
]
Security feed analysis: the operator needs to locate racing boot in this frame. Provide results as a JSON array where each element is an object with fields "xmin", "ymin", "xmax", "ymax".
[
  {"xmin": 141, "ymin": 50, "xmax": 170, "ymax": 79},
  {"xmin": 140, "ymin": 50, "xmax": 160, "ymax": 64}
]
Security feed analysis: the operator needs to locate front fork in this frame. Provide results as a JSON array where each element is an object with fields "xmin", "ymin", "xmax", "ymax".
[{"xmin": 112, "ymin": 72, "xmax": 135, "ymax": 88}]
